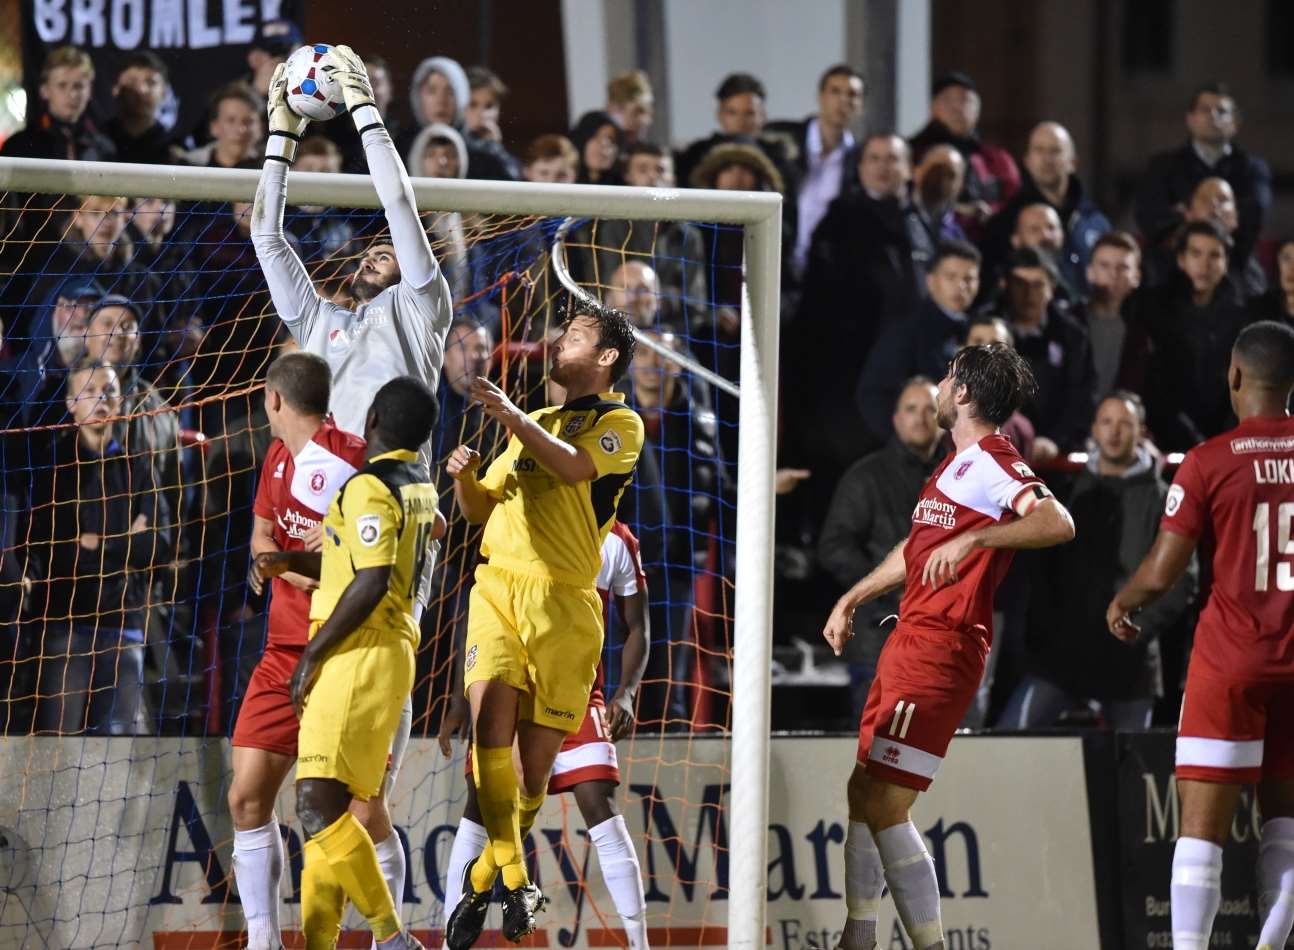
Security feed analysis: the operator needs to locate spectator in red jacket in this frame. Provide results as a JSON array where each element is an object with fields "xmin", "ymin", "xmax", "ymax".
[{"xmin": 909, "ymin": 71, "xmax": 1019, "ymax": 238}]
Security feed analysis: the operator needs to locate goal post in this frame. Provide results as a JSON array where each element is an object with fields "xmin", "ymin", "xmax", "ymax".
[{"xmin": 0, "ymin": 156, "xmax": 781, "ymax": 948}]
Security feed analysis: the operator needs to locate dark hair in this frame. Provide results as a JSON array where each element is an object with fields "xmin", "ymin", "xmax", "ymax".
[
  {"xmin": 208, "ymin": 80, "xmax": 259, "ymax": 117},
  {"xmin": 117, "ymin": 51, "xmax": 168, "ymax": 82},
  {"xmin": 1004, "ymin": 245, "xmax": 1060, "ymax": 286},
  {"xmin": 370, "ymin": 376, "xmax": 439, "ymax": 449},
  {"xmin": 968, "ymin": 312, "xmax": 1014, "ymax": 346},
  {"xmin": 467, "ymin": 65, "xmax": 508, "ymax": 99},
  {"xmin": 563, "ymin": 299, "xmax": 637, "ymax": 383},
  {"xmin": 895, "ymin": 375, "xmax": 937, "ymax": 409},
  {"xmin": 523, "ymin": 133, "xmax": 578, "ymax": 167},
  {"xmin": 818, "ymin": 63, "xmax": 863, "ymax": 93},
  {"xmin": 624, "ymin": 141, "xmax": 666, "ymax": 161},
  {"xmin": 66, "ymin": 359, "xmax": 118, "ymax": 397},
  {"xmin": 1092, "ymin": 229, "xmax": 1141, "ymax": 263},
  {"xmin": 266, "ymin": 351, "xmax": 331, "ymax": 415},
  {"xmin": 716, "ymin": 72, "xmax": 766, "ymax": 101},
  {"xmin": 930, "ymin": 238, "xmax": 982, "ymax": 271},
  {"xmin": 949, "ymin": 343, "xmax": 1038, "ymax": 426},
  {"xmin": 1189, "ymin": 82, "xmax": 1234, "ymax": 113},
  {"xmin": 1175, "ymin": 219, "xmax": 1232, "ymax": 258},
  {"xmin": 1234, "ymin": 321, "xmax": 1294, "ymax": 391},
  {"xmin": 363, "ymin": 54, "xmax": 390, "ymax": 73},
  {"xmin": 861, "ymin": 131, "xmax": 908, "ymax": 154}
]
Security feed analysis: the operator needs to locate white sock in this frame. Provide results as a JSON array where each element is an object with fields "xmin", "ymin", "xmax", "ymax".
[
  {"xmin": 1171, "ymin": 836, "xmax": 1223, "ymax": 950},
  {"xmin": 232, "ymin": 819, "xmax": 284, "ymax": 950},
  {"xmin": 589, "ymin": 815, "xmax": 649, "ymax": 950},
  {"xmin": 1259, "ymin": 818, "xmax": 1294, "ymax": 949},
  {"xmin": 840, "ymin": 820, "xmax": 884, "ymax": 949},
  {"xmin": 375, "ymin": 831, "xmax": 407, "ymax": 919},
  {"xmin": 875, "ymin": 822, "xmax": 943, "ymax": 950},
  {"xmin": 444, "ymin": 817, "xmax": 489, "ymax": 925}
]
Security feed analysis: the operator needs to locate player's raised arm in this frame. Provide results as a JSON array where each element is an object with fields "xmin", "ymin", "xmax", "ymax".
[
  {"xmin": 823, "ymin": 538, "xmax": 908, "ymax": 656},
  {"xmin": 323, "ymin": 45, "xmax": 440, "ymax": 293},
  {"xmin": 251, "ymin": 63, "xmax": 325, "ymax": 333}
]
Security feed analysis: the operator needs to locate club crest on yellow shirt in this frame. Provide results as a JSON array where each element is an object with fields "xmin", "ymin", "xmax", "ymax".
[{"xmin": 563, "ymin": 414, "xmax": 586, "ymax": 436}]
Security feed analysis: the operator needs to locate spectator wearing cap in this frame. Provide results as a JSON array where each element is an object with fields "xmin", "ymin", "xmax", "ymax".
[
  {"xmin": 766, "ymin": 63, "xmax": 865, "ymax": 278},
  {"xmin": 910, "ymin": 71, "xmax": 1020, "ymax": 237},
  {"xmin": 2, "ymin": 279, "xmax": 102, "ymax": 429},
  {"xmin": 1135, "ymin": 82, "xmax": 1271, "ymax": 275},
  {"xmin": 570, "ymin": 111, "xmax": 624, "ymax": 185},
  {"xmin": 675, "ymin": 72, "xmax": 798, "ymax": 189},
  {"xmin": 605, "ymin": 70, "xmax": 655, "ymax": 146},
  {"xmin": 983, "ymin": 121, "xmax": 1110, "ymax": 296},
  {"xmin": 107, "ymin": 52, "xmax": 174, "ymax": 166},
  {"xmin": 26, "ymin": 362, "xmax": 173, "ymax": 735},
  {"xmin": 2, "ymin": 45, "xmax": 115, "ymax": 162},
  {"xmin": 397, "ymin": 54, "xmax": 517, "ymax": 181},
  {"xmin": 1122, "ymin": 220, "xmax": 1253, "ymax": 449},
  {"xmin": 986, "ymin": 246, "xmax": 1096, "ymax": 453}
]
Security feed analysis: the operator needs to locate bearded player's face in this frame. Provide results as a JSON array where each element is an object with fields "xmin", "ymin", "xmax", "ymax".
[
  {"xmin": 935, "ymin": 367, "xmax": 960, "ymax": 430},
  {"xmin": 351, "ymin": 244, "xmax": 400, "ymax": 302},
  {"xmin": 549, "ymin": 315, "xmax": 607, "ymax": 387}
]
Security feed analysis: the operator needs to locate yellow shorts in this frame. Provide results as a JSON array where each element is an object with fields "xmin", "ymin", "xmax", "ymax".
[
  {"xmin": 463, "ymin": 563, "xmax": 603, "ymax": 733},
  {"xmin": 297, "ymin": 625, "xmax": 414, "ymax": 799}
]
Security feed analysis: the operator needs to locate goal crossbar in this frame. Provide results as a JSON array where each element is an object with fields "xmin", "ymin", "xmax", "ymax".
[{"xmin": 0, "ymin": 156, "xmax": 780, "ymax": 950}]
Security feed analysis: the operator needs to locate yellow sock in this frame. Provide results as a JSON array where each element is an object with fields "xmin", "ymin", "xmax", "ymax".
[
  {"xmin": 311, "ymin": 812, "xmax": 401, "ymax": 942},
  {"xmin": 518, "ymin": 790, "xmax": 546, "ymax": 840},
  {"xmin": 471, "ymin": 744, "xmax": 527, "ymax": 892},
  {"xmin": 301, "ymin": 838, "xmax": 346, "ymax": 950}
]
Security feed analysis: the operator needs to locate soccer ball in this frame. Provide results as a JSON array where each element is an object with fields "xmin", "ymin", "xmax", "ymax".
[{"xmin": 283, "ymin": 44, "xmax": 347, "ymax": 122}]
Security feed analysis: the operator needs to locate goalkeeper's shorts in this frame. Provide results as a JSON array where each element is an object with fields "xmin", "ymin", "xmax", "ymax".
[
  {"xmin": 463, "ymin": 563, "xmax": 603, "ymax": 734},
  {"xmin": 297, "ymin": 625, "xmax": 414, "ymax": 800}
]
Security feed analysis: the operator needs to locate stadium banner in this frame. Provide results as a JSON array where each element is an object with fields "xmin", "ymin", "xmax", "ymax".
[
  {"xmin": 1115, "ymin": 730, "xmax": 1261, "ymax": 948},
  {"xmin": 20, "ymin": 0, "xmax": 302, "ymax": 141},
  {"xmin": 0, "ymin": 735, "xmax": 1100, "ymax": 949}
]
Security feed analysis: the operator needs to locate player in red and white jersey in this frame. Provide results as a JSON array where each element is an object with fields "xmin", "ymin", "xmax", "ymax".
[
  {"xmin": 439, "ymin": 522, "xmax": 652, "ymax": 949},
  {"xmin": 227, "ymin": 352, "xmax": 442, "ymax": 950},
  {"xmin": 822, "ymin": 343, "xmax": 1075, "ymax": 950},
  {"xmin": 1108, "ymin": 322, "xmax": 1294, "ymax": 950}
]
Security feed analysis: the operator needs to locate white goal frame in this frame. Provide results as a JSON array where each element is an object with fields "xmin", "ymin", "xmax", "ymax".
[{"xmin": 0, "ymin": 157, "xmax": 781, "ymax": 950}]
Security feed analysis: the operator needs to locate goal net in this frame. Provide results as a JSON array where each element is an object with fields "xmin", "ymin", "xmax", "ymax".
[{"xmin": 0, "ymin": 159, "xmax": 779, "ymax": 949}]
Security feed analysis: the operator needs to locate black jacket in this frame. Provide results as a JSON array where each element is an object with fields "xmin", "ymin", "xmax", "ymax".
[
  {"xmin": 857, "ymin": 298, "xmax": 968, "ymax": 443},
  {"xmin": 28, "ymin": 432, "xmax": 174, "ymax": 633},
  {"xmin": 1122, "ymin": 274, "xmax": 1253, "ymax": 450},
  {"xmin": 1135, "ymin": 141, "xmax": 1272, "ymax": 266},
  {"xmin": 1, "ymin": 111, "xmax": 116, "ymax": 162},
  {"xmin": 1002, "ymin": 305, "xmax": 1098, "ymax": 450},
  {"xmin": 1023, "ymin": 460, "xmax": 1196, "ymax": 700},
  {"xmin": 106, "ymin": 118, "xmax": 174, "ymax": 166},
  {"xmin": 817, "ymin": 439, "xmax": 941, "ymax": 665}
]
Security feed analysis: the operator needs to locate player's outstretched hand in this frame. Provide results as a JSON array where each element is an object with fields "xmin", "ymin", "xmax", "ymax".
[
  {"xmin": 437, "ymin": 693, "xmax": 470, "ymax": 757},
  {"xmin": 267, "ymin": 62, "xmax": 309, "ymax": 138},
  {"xmin": 606, "ymin": 688, "xmax": 636, "ymax": 741},
  {"xmin": 447, "ymin": 444, "xmax": 482, "ymax": 480},
  {"xmin": 1105, "ymin": 598, "xmax": 1142, "ymax": 643},
  {"xmin": 320, "ymin": 44, "xmax": 376, "ymax": 114},
  {"xmin": 469, "ymin": 376, "xmax": 525, "ymax": 429},
  {"xmin": 921, "ymin": 534, "xmax": 978, "ymax": 588},
  {"xmin": 822, "ymin": 601, "xmax": 855, "ymax": 657}
]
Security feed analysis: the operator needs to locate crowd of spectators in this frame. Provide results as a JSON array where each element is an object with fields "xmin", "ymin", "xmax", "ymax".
[{"xmin": 0, "ymin": 25, "xmax": 1290, "ymax": 736}]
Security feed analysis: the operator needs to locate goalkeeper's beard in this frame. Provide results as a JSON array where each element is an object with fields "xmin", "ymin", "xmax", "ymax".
[{"xmin": 350, "ymin": 273, "xmax": 386, "ymax": 303}]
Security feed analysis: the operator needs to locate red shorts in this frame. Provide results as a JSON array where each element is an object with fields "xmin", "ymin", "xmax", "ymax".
[
  {"xmin": 463, "ymin": 699, "xmax": 620, "ymax": 794},
  {"xmin": 1176, "ymin": 656, "xmax": 1294, "ymax": 784},
  {"xmin": 232, "ymin": 642, "xmax": 304, "ymax": 757},
  {"xmin": 856, "ymin": 625, "xmax": 986, "ymax": 792}
]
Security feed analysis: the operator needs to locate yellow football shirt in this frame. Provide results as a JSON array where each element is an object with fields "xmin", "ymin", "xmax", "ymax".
[
  {"xmin": 310, "ymin": 448, "xmax": 440, "ymax": 646},
  {"xmin": 478, "ymin": 393, "xmax": 643, "ymax": 587}
]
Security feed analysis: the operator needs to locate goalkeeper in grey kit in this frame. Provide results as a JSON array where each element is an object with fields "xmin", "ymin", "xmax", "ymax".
[{"xmin": 247, "ymin": 44, "xmax": 452, "ymax": 947}]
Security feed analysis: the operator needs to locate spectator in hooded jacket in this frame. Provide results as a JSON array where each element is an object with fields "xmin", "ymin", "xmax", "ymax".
[
  {"xmin": 2, "ymin": 46, "xmax": 115, "ymax": 162},
  {"xmin": 398, "ymin": 54, "xmax": 517, "ymax": 181},
  {"xmin": 909, "ymin": 71, "xmax": 1019, "ymax": 237},
  {"xmin": 1002, "ymin": 392, "xmax": 1196, "ymax": 730}
]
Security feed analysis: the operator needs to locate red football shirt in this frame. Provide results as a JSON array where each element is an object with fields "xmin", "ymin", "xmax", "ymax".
[
  {"xmin": 1160, "ymin": 415, "xmax": 1294, "ymax": 681},
  {"xmin": 899, "ymin": 433, "xmax": 1044, "ymax": 641},
  {"xmin": 590, "ymin": 522, "xmax": 647, "ymax": 702},
  {"xmin": 252, "ymin": 419, "xmax": 367, "ymax": 647}
]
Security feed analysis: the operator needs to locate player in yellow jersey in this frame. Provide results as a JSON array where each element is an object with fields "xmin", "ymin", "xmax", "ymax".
[
  {"xmin": 257, "ymin": 376, "xmax": 445, "ymax": 950},
  {"xmin": 444, "ymin": 302, "xmax": 644, "ymax": 947}
]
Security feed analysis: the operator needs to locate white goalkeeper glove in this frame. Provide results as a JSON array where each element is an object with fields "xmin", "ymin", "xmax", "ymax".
[
  {"xmin": 265, "ymin": 61, "xmax": 309, "ymax": 164},
  {"xmin": 321, "ymin": 44, "xmax": 382, "ymax": 132}
]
